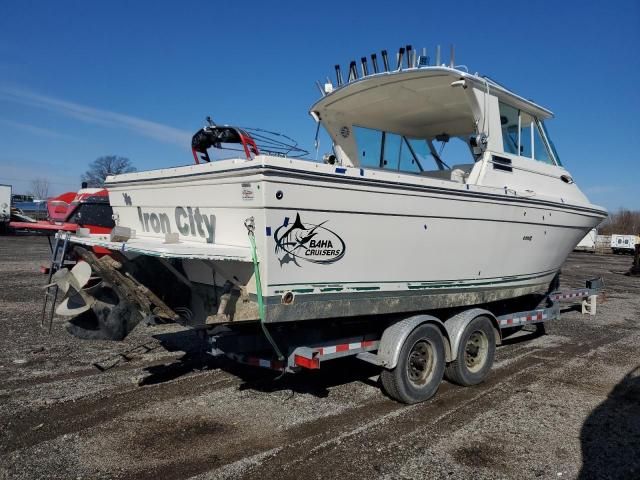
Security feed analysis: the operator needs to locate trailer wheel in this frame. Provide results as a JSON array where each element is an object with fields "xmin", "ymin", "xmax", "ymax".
[
  {"xmin": 380, "ymin": 323, "xmax": 446, "ymax": 404},
  {"xmin": 445, "ymin": 316, "xmax": 495, "ymax": 386}
]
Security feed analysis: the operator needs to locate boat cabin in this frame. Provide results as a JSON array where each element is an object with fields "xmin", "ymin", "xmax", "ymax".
[{"xmin": 310, "ymin": 67, "xmax": 564, "ymax": 187}]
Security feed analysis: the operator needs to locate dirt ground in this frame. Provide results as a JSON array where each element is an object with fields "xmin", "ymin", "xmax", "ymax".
[{"xmin": 0, "ymin": 235, "xmax": 638, "ymax": 480}]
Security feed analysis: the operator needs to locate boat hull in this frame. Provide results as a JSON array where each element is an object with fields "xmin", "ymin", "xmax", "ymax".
[{"xmin": 105, "ymin": 158, "xmax": 606, "ymax": 324}]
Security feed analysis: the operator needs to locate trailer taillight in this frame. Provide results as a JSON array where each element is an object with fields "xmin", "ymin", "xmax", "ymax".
[{"xmin": 294, "ymin": 354, "xmax": 320, "ymax": 370}]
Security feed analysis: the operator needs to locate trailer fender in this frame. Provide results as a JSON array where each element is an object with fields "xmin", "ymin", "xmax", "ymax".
[
  {"xmin": 377, "ymin": 315, "xmax": 452, "ymax": 369},
  {"xmin": 444, "ymin": 308, "xmax": 501, "ymax": 362}
]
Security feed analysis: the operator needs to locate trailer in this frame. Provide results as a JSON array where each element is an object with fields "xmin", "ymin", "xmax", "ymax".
[
  {"xmin": 611, "ymin": 234, "xmax": 639, "ymax": 255},
  {"xmin": 205, "ymin": 279, "xmax": 601, "ymax": 404},
  {"xmin": 0, "ymin": 184, "xmax": 11, "ymax": 234},
  {"xmin": 43, "ymin": 231, "xmax": 602, "ymax": 404}
]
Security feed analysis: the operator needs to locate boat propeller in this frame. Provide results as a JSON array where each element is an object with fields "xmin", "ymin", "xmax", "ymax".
[
  {"xmin": 51, "ymin": 249, "xmax": 185, "ymax": 341},
  {"xmin": 46, "ymin": 261, "xmax": 96, "ymax": 317},
  {"xmin": 46, "ymin": 260, "xmax": 140, "ymax": 341}
]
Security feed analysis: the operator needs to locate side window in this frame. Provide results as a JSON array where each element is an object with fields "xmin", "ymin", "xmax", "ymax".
[
  {"xmin": 354, "ymin": 126, "xmax": 424, "ymax": 174},
  {"xmin": 355, "ymin": 126, "xmax": 382, "ymax": 168},
  {"xmin": 533, "ymin": 123, "xmax": 553, "ymax": 164},
  {"xmin": 354, "ymin": 127, "xmax": 474, "ymax": 174},
  {"xmin": 499, "ymin": 102, "xmax": 559, "ymax": 166},
  {"xmin": 382, "ymin": 133, "xmax": 422, "ymax": 173},
  {"xmin": 499, "ymin": 102, "xmax": 519, "ymax": 155},
  {"xmin": 382, "ymin": 132, "xmax": 402, "ymax": 169},
  {"xmin": 407, "ymin": 139, "xmax": 443, "ymax": 170},
  {"xmin": 436, "ymin": 136, "xmax": 474, "ymax": 167}
]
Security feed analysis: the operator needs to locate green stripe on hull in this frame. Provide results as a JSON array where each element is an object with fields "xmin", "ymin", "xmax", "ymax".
[{"xmin": 269, "ymin": 269, "xmax": 555, "ymax": 293}]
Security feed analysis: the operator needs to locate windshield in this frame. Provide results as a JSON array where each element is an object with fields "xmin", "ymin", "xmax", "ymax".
[
  {"xmin": 540, "ymin": 121, "xmax": 562, "ymax": 166},
  {"xmin": 66, "ymin": 203, "xmax": 115, "ymax": 228}
]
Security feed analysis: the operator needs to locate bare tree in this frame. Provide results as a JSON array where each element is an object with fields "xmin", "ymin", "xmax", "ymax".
[
  {"xmin": 599, "ymin": 209, "xmax": 640, "ymax": 235},
  {"xmin": 29, "ymin": 178, "xmax": 50, "ymax": 200},
  {"xmin": 81, "ymin": 155, "xmax": 136, "ymax": 187}
]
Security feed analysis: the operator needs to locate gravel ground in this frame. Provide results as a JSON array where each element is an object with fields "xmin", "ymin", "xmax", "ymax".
[{"xmin": 0, "ymin": 235, "xmax": 638, "ymax": 480}]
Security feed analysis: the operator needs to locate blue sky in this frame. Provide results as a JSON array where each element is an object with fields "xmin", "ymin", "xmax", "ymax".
[{"xmin": 0, "ymin": 0, "xmax": 638, "ymax": 210}]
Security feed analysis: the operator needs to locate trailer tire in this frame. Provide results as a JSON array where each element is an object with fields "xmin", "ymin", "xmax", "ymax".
[
  {"xmin": 380, "ymin": 323, "xmax": 445, "ymax": 404},
  {"xmin": 445, "ymin": 315, "xmax": 495, "ymax": 386}
]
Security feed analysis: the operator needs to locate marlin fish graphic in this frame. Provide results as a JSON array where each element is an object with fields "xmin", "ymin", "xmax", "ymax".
[{"xmin": 274, "ymin": 213, "xmax": 326, "ymax": 266}]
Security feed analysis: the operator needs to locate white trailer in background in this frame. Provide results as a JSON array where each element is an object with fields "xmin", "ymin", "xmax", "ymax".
[
  {"xmin": 611, "ymin": 234, "xmax": 638, "ymax": 254},
  {"xmin": 574, "ymin": 228, "xmax": 597, "ymax": 253},
  {"xmin": 0, "ymin": 184, "xmax": 11, "ymax": 233}
]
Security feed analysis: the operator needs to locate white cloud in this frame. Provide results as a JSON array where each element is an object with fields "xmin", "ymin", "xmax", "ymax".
[
  {"xmin": 0, "ymin": 158, "xmax": 80, "ymax": 195},
  {"xmin": 0, "ymin": 118, "xmax": 75, "ymax": 140},
  {"xmin": 0, "ymin": 86, "xmax": 191, "ymax": 146}
]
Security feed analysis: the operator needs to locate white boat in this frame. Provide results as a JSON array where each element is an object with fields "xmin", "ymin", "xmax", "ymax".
[
  {"xmin": 57, "ymin": 47, "xmax": 607, "ymax": 340},
  {"xmin": 574, "ymin": 228, "xmax": 597, "ymax": 252}
]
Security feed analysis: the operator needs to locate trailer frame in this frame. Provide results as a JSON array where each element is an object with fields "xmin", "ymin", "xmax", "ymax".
[{"xmin": 207, "ymin": 278, "xmax": 603, "ymax": 375}]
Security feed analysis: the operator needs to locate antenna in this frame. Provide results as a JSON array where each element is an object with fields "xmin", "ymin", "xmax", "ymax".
[
  {"xmin": 381, "ymin": 50, "xmax": 390, "ymax": 72},
  {"xmin": 314, "ymin": 122, "xmax": 321, "ymax": 160},
  {"xmin": 396, "ymin": 47, "xmax": 405, "ymax": 70},
  {"xmin": 334, "ymin": 64, "xmax": 343, "ymax": 86},
  {"xmin": 436, "ymin": 45, "xmax": 441, "ymax": 66},
  {"xmin": 450, "ymin": 44, "xmax": 455, "ymax": 68},
  {"xmin": 405, "ymin": 45, "xmax": 412, "ymax": 69},
  {"xmin": 315, "ymin": 80, "xmax": 325, "ymax": 96},
  {"xmin": 371, "ymin": 53, "xmax": 379, "ymax": 73},
  {"xmin": 360, "ymin": 57, "xmax": 369, "ymax": 76}
]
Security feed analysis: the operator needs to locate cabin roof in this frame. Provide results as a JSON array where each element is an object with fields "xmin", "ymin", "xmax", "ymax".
[{"xmin": 310, "ymin": 67, "xmax": 553, "ymax": 138}]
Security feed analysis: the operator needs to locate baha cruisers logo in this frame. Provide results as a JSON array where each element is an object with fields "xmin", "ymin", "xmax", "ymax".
[{"xmin": 274, "ymin": 213, "xmax": 345, "ymax": 266}]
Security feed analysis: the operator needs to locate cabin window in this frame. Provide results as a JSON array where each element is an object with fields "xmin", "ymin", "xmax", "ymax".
[
  {"xmin": 499, "ymin": 102, "xmax": 559, "ymax": 165},
  {"xmin": 434, "ymin": 135, "xmax": 475, "ymax": 168},
  {"xmin": 354, "ymin": 126, "xmax": 384, "ymax": 169},
  {"xmin": 521, "ymin": 115, "xmax": 555, "ymax": 164},
  {"xmin": 499, "ymin": 102, "xmax": 519, "ymax": 155},
  {"xmin": 384, "ymin": 133, "xmax": 423, "ymax": 173},
  {"xmin": 355, "ymin": 126, "xmax": 424, "ymax": 173},
  {"xmin": 354, "ymin": 125, "xmax": 476, "ymax": 176}
]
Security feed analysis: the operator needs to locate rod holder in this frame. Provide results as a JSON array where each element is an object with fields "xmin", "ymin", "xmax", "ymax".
[
  {"xmin": 396, "ymin": 47, "xmax": 405, "ymax": 70},
  {"xmin": 360, "ymin": 57, "xmax": 369, "ymax": 76},
  {"xmin": 436, "ymin": 45, "xmax": 441, "ymax": 66},
  {"xmin": 405, "ymin": 45, "xmax": 412, "ymax": 69},
  {"xmin": 334, "ymin": 64, "xmax": 343, "ymax": 86},
  {"xmin": 381, "ymin": 50, "xmax": 390, "ymax": 72},
  {"xmin": 348, "ymin": 61, "xmax": 358, "ymax": 81},
  {"xmin": 371, "ymin": 53, "xmax": 379, "ymax": 73},
  {"xmin": 450, "ymin": 44, "xmax": 455, "ymax": 67}
]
